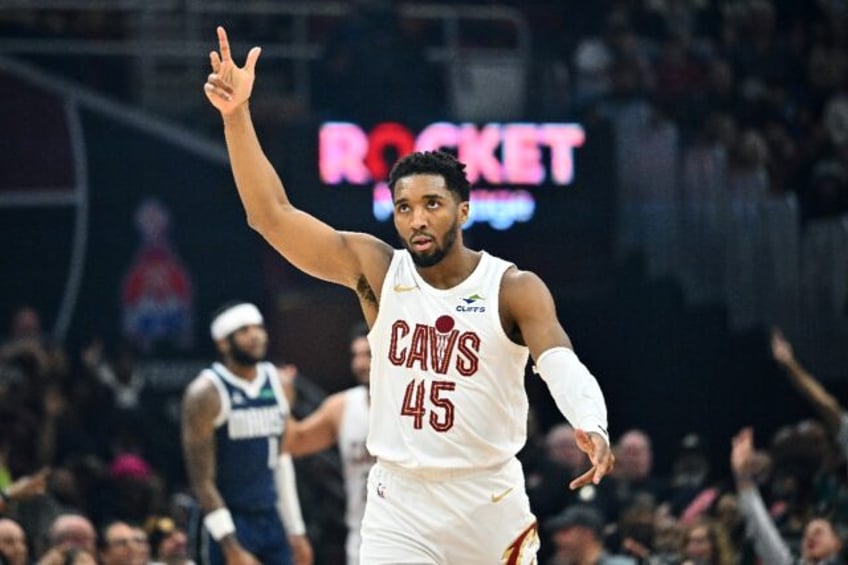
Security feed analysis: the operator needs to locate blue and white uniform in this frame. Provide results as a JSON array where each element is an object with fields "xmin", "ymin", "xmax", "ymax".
[{"xmin": 201, "ymin": 361, "xmax": 292, "ymax": 565}]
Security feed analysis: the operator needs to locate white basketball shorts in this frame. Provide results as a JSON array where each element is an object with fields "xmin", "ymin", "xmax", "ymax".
[{"xmin": 360, "ymin": 457, "xmax": 539, "ymax": 564}]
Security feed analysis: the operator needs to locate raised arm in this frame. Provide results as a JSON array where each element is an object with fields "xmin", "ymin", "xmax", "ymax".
[
  {"xmin": 731, "ymin": 427, "xmax": 793, "ymax": 565},
  {"xmin": 501, "ymin": 269, "xmax": 613, "ymax": 489},
  {"xmin": 204, "ymin": 27, "xmax": 392, "ymax": 296},
  {"xmin": 181, "ymin": 377, "xmax": 258, "ymax": 563},
  {"xmin": 771, "ymin": 328, "xmax": 843, "ymax": 431}
]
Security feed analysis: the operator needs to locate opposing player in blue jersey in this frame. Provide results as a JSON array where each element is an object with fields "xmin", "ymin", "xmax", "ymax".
[{"xmin": 181, "ymin": 302, "xmax": 313, "ymax": 565}]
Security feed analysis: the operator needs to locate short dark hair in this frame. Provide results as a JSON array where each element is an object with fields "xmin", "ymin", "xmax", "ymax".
[
  {"xmin": 388, "ymin": 150, "xmax": 471, "ymax": 202},
  {"xmin": 545, "ymin": 504, "xmax": 605, "ymax": 537}
]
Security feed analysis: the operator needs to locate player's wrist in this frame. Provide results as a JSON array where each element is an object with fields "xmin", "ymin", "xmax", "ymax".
[
  {"xmin": 219, "ymin": 535, "xmax": 242, "ymax": 552},
  {"xmin": 222, "ymin": 102, "xmax": 250, "ymax": 123},
  {"xmin": 204, "ymin": 507, "xmax": 236, "ymax": 541}
]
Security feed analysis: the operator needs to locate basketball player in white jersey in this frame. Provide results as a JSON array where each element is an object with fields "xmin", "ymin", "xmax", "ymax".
[
  {"xmin": 286, "ymin": 323, "xmax": 374, "ymax": 565},
  {"xmin": 203, "ymin": 26, "xmax": 615, "ymax": 563}
]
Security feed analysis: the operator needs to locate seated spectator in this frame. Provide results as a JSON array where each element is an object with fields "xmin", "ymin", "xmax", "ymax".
[
  {"xmin": 680, "ymin": 517, "xmax": 737, "ymax": 565},
  {"xmin": 107, "ymin": 452, "xmax": 164, "ymax": 525},
  {"xmin": 145, "ymin": 515, "xmax": 195, "ymax": 565},
  {"xmin": 668, "ymin": 433, "xmax": 713, "ymax": 520},
  {"xmin": 649, "ymin": 510, "xmax": 685, "ymax": 564},
  {"xmin": 42, "ymin": 513, "xmax": 97, "ymax": 557},
  {"xmin": 0, "ymin": 518, "xmax": 27, "ymax": 565},
  {"xmin": 608, "ymin": 430, "xmax": 668, "ymax": 519},
  {"xmin": 36, "ymin": 513, "xmax": 98, "ymax": 565},
  {"xmin": 545, "ymin": 504, "xmax": 637, "ymax": 565},
  {"xmin": 98, "ymin": 520, "xmax": 149, "ymax": 565},
  {"xmin": 614, "ymin": 494, "xmax": 657, "ymax": 560},
  {"xmin": 529, "ymin": 424, "xmax": 602, "ymax": 522}
]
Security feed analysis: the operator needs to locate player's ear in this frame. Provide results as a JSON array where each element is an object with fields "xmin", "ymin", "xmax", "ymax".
[{"xmin": 458, "ymin": 201, "xmax": 470, "ymax": 225}]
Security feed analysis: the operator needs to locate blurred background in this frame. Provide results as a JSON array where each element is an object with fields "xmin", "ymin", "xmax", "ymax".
[{"xmin": 1, "ymin": 0, "xmax": 847, "ymax": 563}]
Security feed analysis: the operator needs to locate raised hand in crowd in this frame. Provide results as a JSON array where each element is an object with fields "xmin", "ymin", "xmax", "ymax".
[
  {"xmin": 0, "ymin": 467, "xmax": 50, "ymax": 511},
  {"xmin": 771, "ymin": 327, "xmax": 844, "ymax": 431}
]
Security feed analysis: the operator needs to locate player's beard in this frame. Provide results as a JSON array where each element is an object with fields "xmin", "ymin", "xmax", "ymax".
[
  {"xmin": 402, "ymin": 218, "xmax": 459, "ymax": 268},
  {"xmin": 227, "ymin": 335, "xmax": 265, "ymax": 367}
]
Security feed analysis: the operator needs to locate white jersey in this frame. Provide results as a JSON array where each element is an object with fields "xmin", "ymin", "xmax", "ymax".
[
  {"xmin": 367, "ymin": 249, "xmax": 530, "ymax": 472},
  {"xmin": 338, "ymin": 385, "xmax": 373, "ymax": 533}
]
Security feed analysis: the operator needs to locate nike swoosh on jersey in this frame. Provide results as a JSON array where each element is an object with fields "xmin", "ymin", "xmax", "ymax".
[
  {"xmin": 392, "ymin": 284, "xmax": 418, "ymax": 292},
  {"xmin": 491, "ymin": 487, "xmax": 514, "ymax": 503}
]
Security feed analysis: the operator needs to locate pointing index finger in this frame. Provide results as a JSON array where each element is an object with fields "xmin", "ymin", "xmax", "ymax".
[{"xmin": 217, "ymin": 26, "xmax": 231, "ymax": 62}]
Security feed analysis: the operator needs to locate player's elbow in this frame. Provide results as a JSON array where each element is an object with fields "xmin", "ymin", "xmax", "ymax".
[
  {"xmin": 245, "ymin": 203, "xmax": 292, "ymax": 235},
  {"xmin": 245, "ymin": 209, "xmax": 272, "ymax": 233}
]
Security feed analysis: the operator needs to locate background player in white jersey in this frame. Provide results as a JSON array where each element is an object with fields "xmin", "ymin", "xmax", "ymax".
[
  {"xmin": 286, "ymin": 322, "xmax": 374, "ymax": 565},
  {"xmin": 181, "ymin": 302, "xmax": 313, "ymax": 565},
  {"xmin": 203, "ymin": 26, "xmax": 615, "ymax": 563}
]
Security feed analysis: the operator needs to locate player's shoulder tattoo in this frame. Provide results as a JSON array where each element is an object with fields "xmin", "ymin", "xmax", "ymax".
[{"xmin": 356, "ymin": 274, "xmax": 378, "ymax": 306}]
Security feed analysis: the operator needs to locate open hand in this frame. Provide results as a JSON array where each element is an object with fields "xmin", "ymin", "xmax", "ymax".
[
  {"xmin": 730, "ymin": 427, "xmax": 755, "ymax": 479},
  {"xmin": 569, "ymin": 428, "xmax": 614, "ymax": 490},
  {"xmin": 204, "ymin": 26, "xmax": 261, "ymax": 116}
]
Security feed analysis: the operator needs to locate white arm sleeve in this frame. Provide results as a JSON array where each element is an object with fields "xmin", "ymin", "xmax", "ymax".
[
  {"xmin": 274, "ymin": 453, "xmax": 306, "ymax": 536},
  {"xmin": 737, "ymin": 486, "xmax": 793, "ymax": 565},
  {"xmin": 535, "ymin": 346, "xmax": 609, "ymax": 444}
]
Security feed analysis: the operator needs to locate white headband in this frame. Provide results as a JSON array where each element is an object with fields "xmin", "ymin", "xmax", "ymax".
[{"xmin": 210, "ymin": 303, "xmax": 264, "ymax": 340}]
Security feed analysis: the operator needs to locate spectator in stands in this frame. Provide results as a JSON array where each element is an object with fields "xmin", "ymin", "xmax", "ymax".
[
  {"xmin": 732, "ymin": 427, "xmax": 845, "ymax": 565},
  {"xmin": 145, "ymin": 515, "xmax": 195, "ymax": 565},
  {"xmin": 0, "ymin": 307, "xmax": 62, "ymax": 477},
  {"xmin": 98, "ymin": 520, "xmax": 149, "ymax": 565},
  {"xmin": 0, "ymin": 518, "xmax": 27, "ymax": 565},
  {"xmin": 107, "ymin": 452, "xmax": 164, "ymax": 525},
  {"xmin": 647, "ymin": 509, "xmax": 685, "ymax": 565},
  {"xmin": 528, "ymin": 424, "xmax": 599, "ymax": 524},
  {"xmin": 680, "ymin": 517, "xmax": 737, "ymax": 565},
  {"xmin": 37, "ymin": 514, "xmax": 98, "ymax": 565},
  {"xmin": 613, "ymin": 494, "xmax": 657, "ymax": 561},
  {"xmin": 545, "ymin": 504, "xmax": 636, "ymax": 565},
  {"xmin": 608, "ymin": 430, "xmax": 667, "ymax": 519},
  {"xmin": 667, "ymin": 433, "xmax": 713, "ymax": 520}
]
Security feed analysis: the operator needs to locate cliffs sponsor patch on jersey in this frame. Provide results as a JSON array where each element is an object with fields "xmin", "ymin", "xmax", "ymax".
[
  {"xmin": 457, "ymin": 293, "xmax": 486, "ymax": 313},
  {"xmin": 388, "ymin": 315, "xmax": 480, "ymax": 376}
]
